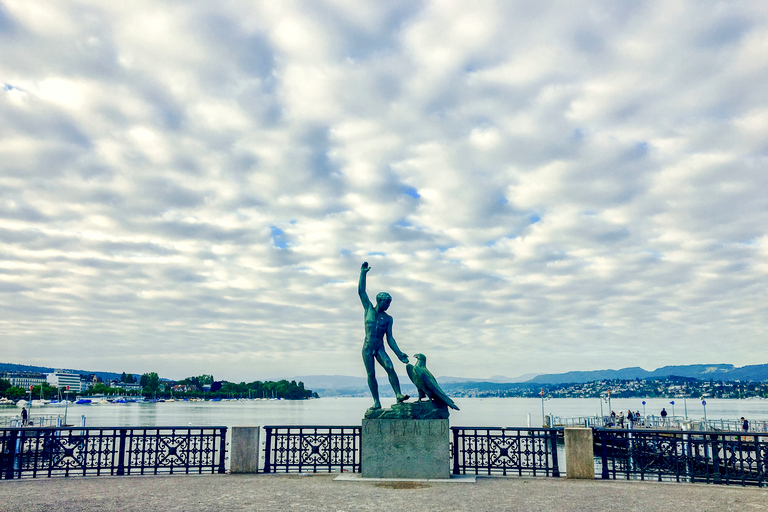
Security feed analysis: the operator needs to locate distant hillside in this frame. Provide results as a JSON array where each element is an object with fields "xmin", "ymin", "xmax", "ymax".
[
  {"xmin": 0, "ymin": 362, "xmax": 124, "ymax": 382},
  {"xmin": 525, "ymin": 364, "xmax": 768, "ymax": 385}
]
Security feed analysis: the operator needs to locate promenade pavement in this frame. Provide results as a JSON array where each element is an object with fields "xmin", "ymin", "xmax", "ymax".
[{"xmin": 1, "ymin": 473, "xmax": 766, "ymax": 512}]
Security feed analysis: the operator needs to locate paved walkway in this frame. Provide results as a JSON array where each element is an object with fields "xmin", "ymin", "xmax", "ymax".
[{"xmin": 1, "ymin": 474, "xmax": 766, "ymax": 512}]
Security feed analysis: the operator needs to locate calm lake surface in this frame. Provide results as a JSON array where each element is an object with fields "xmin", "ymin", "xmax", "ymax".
[{"xmin": 2, "ymin": 397, "xmax": 766, "ymax": 428}]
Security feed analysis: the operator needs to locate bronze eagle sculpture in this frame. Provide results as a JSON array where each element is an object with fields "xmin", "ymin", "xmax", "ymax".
[{"xmin": 406, "ymin": 353, "xmax": 459, "ymax": 410}]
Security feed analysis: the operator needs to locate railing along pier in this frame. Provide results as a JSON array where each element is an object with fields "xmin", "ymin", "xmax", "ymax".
[{"xmin": 0, "ymin": 426, "xmax": 227, "ymax": 479}]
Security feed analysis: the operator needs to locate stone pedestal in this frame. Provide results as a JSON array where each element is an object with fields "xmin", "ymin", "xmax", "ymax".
[
  {"xmin": 230, "ymin": 426, "xmax": 260, "ymax": 474},
  {"xmin": 564, "ymin": 427, "xmax": 595, "ymax": 479},
  {"xmin": 361, "ymin": 418, "xmax": 450, "ymax": 479}
]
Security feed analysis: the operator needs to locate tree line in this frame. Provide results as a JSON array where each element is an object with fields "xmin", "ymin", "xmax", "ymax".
[{"xmin": 1, "ymin": 373, "xmax": 317, "ymax": 400}]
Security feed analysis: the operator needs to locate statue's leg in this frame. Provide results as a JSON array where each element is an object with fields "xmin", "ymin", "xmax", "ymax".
[
  {"xmin": 363, "ymin": 347, "xmax": 380, "ymax": 409},
  {"xmin": 376, "ymin": 351, "xmax": 409, "ymax": 402}
]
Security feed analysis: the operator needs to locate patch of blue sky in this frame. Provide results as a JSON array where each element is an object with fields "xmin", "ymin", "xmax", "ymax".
[
  {"xmin": 401, "ymin": 185, "xmax": 420, "ymax": 199},
  {"xmin": 642, "ymin": 249, "xmax": 664, "ymax": 259},
  {"xmin": 393, "ymin": 218, "xmax": 414, "ymax": 229},
  {"xmin": 368, "ymin": 251, "xmax": 386, "ymax": 256},
  {"xmin": 270, "ymin": 226, "xmax": 287, "ymax": 249},
  {"xmin": 340, "ymin": 249, "xmax": 351, "ymax": 256},
  {"xmin": 528, "ymin": 214, "xmax": 541, "ymax": 224}
]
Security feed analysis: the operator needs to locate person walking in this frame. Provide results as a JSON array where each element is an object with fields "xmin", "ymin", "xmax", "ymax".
[
  {"xmin": 741, "ymin": 417, "xmax": 749, "ymax": 433},
  {"xmin": 660, "ymin": 407, "xmax": 668, "ymax": 426},
  {"xmin": 21, "ymin": 406, "xmax": 28, "ymax": 426}
]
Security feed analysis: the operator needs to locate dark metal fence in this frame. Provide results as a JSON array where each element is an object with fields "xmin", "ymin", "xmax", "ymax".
[
  {"xmin": 1, "ymin": 426, "xmax": 227, "ymax": 479},
  {"xmin": 451, "ymin": 427, "xmax": 561, "ymax": 477},
  {"xmin": 594, "ymin": 428, "xmax": 768, "ymax": 486},
  {"xmin": 262, "ymin": 426, "xmax": 361, "ymax": 473},
  {"xmin": 261, "ymin": 425, "xmax": 562, "ymax": 477}
]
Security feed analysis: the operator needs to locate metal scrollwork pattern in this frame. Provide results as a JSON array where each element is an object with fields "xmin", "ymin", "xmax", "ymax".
[
  {"xmin": 263, "ymin": 426, "xmax": 361, "ymax": 473},
  {"xmin": 451, "ymin": 427, "xmax": 561, "ymax": 477},
  {"xmin": 0, "ymin": 427, "xmax": 226, "ymax": 479}
]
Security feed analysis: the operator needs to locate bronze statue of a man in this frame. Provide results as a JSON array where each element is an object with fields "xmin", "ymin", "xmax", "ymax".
[{"xmin": 358, "ymin": 262, "xmax": 409, "ymax": 410}]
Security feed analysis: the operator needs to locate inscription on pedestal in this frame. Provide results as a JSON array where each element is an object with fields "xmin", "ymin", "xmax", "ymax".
[{"xmin": 361, "ymin": 418, "xmax": 450, "ymax": 479}]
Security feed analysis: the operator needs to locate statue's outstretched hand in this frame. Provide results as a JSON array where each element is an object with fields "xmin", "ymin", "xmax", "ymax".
[
  {"xmin": 361, "ymin": 261, "xmax": 371, "ymax": 273},
  {"xmin": 399, "ymin": 353, "xmax": 409, "ymax": 364}
]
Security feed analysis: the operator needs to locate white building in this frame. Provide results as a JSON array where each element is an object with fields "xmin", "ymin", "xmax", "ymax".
[
  {"xmin": 109, "ymin": 381, "xmax": 142, "ymax": 391},
  {"xmin": 2, "ymin": 372, "xmax": 47, "ymax": 389},
  {"xmin": 46, "ymin": 371, "xmax": 83, "ymax": 392}
]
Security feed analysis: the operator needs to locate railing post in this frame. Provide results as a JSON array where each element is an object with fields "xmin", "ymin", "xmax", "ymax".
[
  {"xmin": 3, "ymin": 430, "xmax": 19, "ymax": 480},
  {"xmin": 230, "ymin": 426, "xmax": 259, "ymax": 474},
  {"xmin": 710, "ymin": 434, "xmax": 721, "ymax": 484},
  {"xmin": 263, "ymin": 427, "xmax": 273, "ymax": 473},
  {"xmin": 217, "ymin": 427, "xmax": 227, "ymax": 474},
  {"xmin": 549, "ymin": 429, "xmax": 560, "ymax": 478},
  {"xmin": 116, "ymin": 429, "xmax": 127, "ymax": 476},
  {"xmin": 599, "ymin": 430, "xmax": 610, "ymax": 479},
  {"xmin": 451, "ymin": 427, "xmax": 460, "ymax": 475}
]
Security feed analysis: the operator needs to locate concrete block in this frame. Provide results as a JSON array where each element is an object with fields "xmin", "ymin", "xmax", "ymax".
[
  {"xmin": 230, "ymin": 426, "xmax": 260, "ymax": 474},
  {"xmin": 564, "ymin": 427, "xmax": 595, "ymax": 479},
  {"xmin": 361, "ymin": 418, "xmax": 450, "ymax": 479}
]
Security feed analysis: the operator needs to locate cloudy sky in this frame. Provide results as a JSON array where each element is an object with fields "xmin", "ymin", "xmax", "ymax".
[{"xmin": 1, "ymin": 1, "xmax": 767, "ymax": 383}]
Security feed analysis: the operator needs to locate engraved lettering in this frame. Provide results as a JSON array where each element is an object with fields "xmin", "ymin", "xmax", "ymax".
[
  {"xmin": 390, "ymin": 422, "xmax": 398, "ymax": 435},
  {"xmin": 413, "ymin": 422, "xmax": 421, "ymax": 436}
]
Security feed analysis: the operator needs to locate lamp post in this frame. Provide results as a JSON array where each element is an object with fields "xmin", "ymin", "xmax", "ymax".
[
  {"xmin": 670, "ymin": 400, "xmax": 675, "ymax": 417},
  {"xmin": 702, "ymin": 399, "xmax": 707, "ymax": 425},
  {"xmin": 642, "ymin": 400, "xmax": 646, "ymax": 418},
  {"xmin": 607, "ymin": 389, "xmax": 612, "ymax": 415},
  {"xmin": 540, "ymin": 389, "xmax": 546, "ymax": 427}
]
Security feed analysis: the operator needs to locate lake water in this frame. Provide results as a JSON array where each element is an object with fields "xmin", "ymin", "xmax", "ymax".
[{"xmin": 2, "ymin": 397, "xmax": 766, "ymax": 428}]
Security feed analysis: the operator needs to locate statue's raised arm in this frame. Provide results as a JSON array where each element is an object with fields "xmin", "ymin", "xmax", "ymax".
[{"xmin": 358, "ymin": 261, "xmax": 372, "ymax": 310}]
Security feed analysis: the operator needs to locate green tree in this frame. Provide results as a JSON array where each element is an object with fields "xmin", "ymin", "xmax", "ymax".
[
  {"xmin": 140, "ymin": 372, "xmax": 160, "ymax": 393},
  {"xmin": 5, "ymin": 386, "xmax": 26, "ymax": 400},
  {"xmin": 0, "ymin": 378, "xmax": 11, "ymax": 396}
]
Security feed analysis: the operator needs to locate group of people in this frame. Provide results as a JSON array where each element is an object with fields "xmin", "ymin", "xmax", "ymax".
[{"xmin": 609, "ymin": 410, "xmax": 642, "ymax": 427}]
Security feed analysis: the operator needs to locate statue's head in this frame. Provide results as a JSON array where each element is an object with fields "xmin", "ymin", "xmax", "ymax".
[{"xmin": 375, "ymin": 292, "xmax": 392, "ymax": 312}]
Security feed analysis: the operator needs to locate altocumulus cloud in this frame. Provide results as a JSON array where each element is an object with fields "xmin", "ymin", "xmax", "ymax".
[{"xmin": 1, "ymin": 0, "xmax": 767, "ymax": 381}]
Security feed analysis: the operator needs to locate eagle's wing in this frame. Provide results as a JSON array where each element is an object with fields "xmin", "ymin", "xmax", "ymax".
[
  {"xmin": 414, "ymin": 366, "xmax": 459, "ymax": 410},
  {"xmin": 407, "ymin": 364, "xmax": 427, "ymax": 399}
]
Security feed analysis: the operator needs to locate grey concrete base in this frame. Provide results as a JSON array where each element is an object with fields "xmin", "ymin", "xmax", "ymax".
[
  {"xmin": 361, "ymin": 418, "xmax": 450, "ymax": 479},
  {"xmin": 564, "ymin": 427, "xmax": 595, "ymax": 479},
  {"xmin": 230, "ymin": 426, "xmax": 260, "ymax": 474},
  {"xmin": 335, "ymin": 473, "xmax": 476, "ymax": 483}
]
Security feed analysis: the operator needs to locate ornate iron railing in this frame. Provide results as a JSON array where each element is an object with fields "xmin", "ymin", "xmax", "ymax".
[
  {"xmin": 1, "ymin": 426, "xmax": 227, "ymax": 479},
  {"xmin": 451, "ymin": 427, "xmax": 561, "ymax": 477},
  {"xmin": 595, "ymin": 428, "xmax": 768, "ymax": 486},
  {"xmin": 262, "ymin": 426, "xmax": 361, "ymax": 473}
]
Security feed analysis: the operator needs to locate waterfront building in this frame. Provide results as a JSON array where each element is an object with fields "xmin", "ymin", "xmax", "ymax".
[
  {"xmin": 46, "ymin": 371, "xmax": 84, "ymax": 392},
  {"xmin": 108, "ymin": 381, "xmax": 142, "ymax": 392},
  {"xmin": 2, "ymin": 371, "xmax": 48, "ymax": 389}
]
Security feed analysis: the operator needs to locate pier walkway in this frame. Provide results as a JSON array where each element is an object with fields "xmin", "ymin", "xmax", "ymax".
[{"xmin": 1, "ymin": 473, "xmax": 766, "ymax": 511}]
